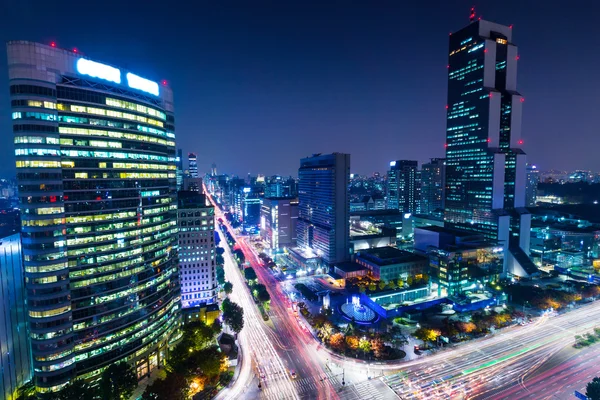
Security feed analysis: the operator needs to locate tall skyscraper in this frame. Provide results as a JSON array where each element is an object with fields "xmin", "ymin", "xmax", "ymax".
[
  {"xmin": 0, "ymin": 234, "xmax": 32, "ymax": 400},
  {"xmin": 188, "ymin": 152, "xmax": 198, "ymax": 178},
  {"xmin": 210, "ymin": 162, "xmax": 217, "ymax": 176},
  {"xmin": 420, "ymin": 158, "xmax": 446, "ymax": 215},
  {"xmin": 443, "ymin": 15, "xmax": 533, "ymax": 276},
  {"xmin": 261, "ymin": 197, "xmax": 299, "ymax": 251},
  {"xmin": 8, "ymin": 41, "xmax": 180, "ymax": 392},
  {"xmin": 387, "ymin": 160, "xmax": 419, "ymax": 214},
  {"xmin": 297, "ymin": 153, "xmax": 350, "ymax": 264},
  {"xmin": 525, "ymin": 164, "xmax": 539, "ymax": 207},
  {"xmin": 176, "ymin": 148, "xmax": 184, "ymax": 190},
  {"xmin": 177, "ymin": 191, "xmax": 217, "ymax": 309}
]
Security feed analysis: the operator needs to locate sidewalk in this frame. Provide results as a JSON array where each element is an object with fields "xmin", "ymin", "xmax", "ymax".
[{"xmin": 130, "ymin": 367, "xmax": 163, "ymax": 400}]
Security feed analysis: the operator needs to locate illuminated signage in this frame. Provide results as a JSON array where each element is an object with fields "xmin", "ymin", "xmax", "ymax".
[
  {"xmin": 76, "ymin": 58, "xmax": 121, "ymax": 84},
  {"xmin": 390, "ymin": 161, "xmax": 397, "ymax": 167},
  {"xmin": 126, "ymin": 73, "xmax": 159, "ymax": 96},
  {"xmin": 243, "ymin": 187, "xmax": 251, "ymax": 193}
]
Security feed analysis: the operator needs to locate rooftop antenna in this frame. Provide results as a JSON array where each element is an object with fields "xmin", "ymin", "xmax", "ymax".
[{"xmin": 469, "ymin": 7, "xmax": 476, "ymax": 23}]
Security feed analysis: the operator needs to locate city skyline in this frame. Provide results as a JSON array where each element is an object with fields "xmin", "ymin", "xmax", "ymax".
[{"xmin": 1, "ymin": 1, "xmax": 600, "ymax": 179}]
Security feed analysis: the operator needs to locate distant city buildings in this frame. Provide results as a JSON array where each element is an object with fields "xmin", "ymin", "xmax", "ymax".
[
  {"xmin": 420, "ymin": 158, "xmax": 446, "ymax": 216},
  {"xmin": 297, "ymin": 153, "xmax": 350, "ymax": 264},
  {"xmin": 443, "ymin": 18, "xmax": 533, "ymax": 277},
  {"xmin": 188, "ymin": 152, "xmax": 198, "ymax": 178},
  {"xmin": 387, "ymin": 160, "xmax": 419, "ymax": 214},
  {"xmin": 526, "ymin": 164, "xmax": 539, "ymax": 207},
  {"xmin": 261, "ymin": 197, "xmax": 298, "ymax": 251},
  {"xmin": 0, "ymin": 234, "xmax": 31, "ymax": 400},
  {"xmin": 177, "ymin": 191, "xmax": 217, "ymax": 309},
  {"xmin": 9, "ymin": 41, "xmax": 180, "ymax": 390}
]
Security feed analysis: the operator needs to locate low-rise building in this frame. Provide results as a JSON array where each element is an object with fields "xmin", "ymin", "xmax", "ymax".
[{"xmin": 355, "ymin": 246, "xmax": 428, "ymax": 282}]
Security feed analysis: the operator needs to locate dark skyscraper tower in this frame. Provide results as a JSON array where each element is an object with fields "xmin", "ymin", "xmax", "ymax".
[
  {"xmin": 444, "ymin": 14, "xmax": 534, "ymax": 276},
  {"xmin": 176, "ymin": 148, "xmax": 184, "ymax": 190},
  {"xmin": 420, "ymin": 158, "xmax": 446, "ymax": 215},
  {"xmin": 188, "ymin": 152, "xmax": 198, "ymax": 178},
  {"xmin": 387, "ymin": 160, "xmax": 418, "ymax": 214}
]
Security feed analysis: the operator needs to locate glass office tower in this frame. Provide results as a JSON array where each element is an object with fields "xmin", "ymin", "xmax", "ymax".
[
  {"xmin": 444, "ymin": 18, "xmax": 533, "ymax": 276},
  {"xmin": 188, "ymin": 152, "xmax": 198, "ymax": 178},
  {"xmin": 8, "ymin": 41, "xmax": 180, "ymax": 393},
  {"xmin": 420, "ymin": 158, "xmax": 446, "ymax": 216},
  {"xmin": 386, "ymin": 160, "xmax": 418, "ymax": 213},
  {"xmin": 297, "ymin": 153, "xmax": 350, "ymax": 264}
]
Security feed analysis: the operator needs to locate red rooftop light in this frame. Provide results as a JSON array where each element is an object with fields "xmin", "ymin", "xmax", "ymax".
[
  {"xmin": 444, "ymin": 144, "xmax": 448, "ymax": 148},
  {"xmin": 445, "ymin": 105, "xmax": 449, "ymax": 109},
  {"xmin": 516, "ymin": 55, "xmax": 520, "ymax": 60},
  {"xmin": 73, "ymin": 48, "xmax": 78, "ymax": 53},
  {"xmin": 509, "ymin": 24, "xmax": 513, "ymax": 29},
  {"xmin": 162, "ymin": 80, "xmax": 167, "ymax": 86},
  {"xmin": 50, "ymin": 42, "xmax": 56, "ymax": 47},
  {"xmin": 487, "ymin": 138, "xmax": 491, "ymax": 143},
  {"xmin": 520, "ymin": 97, "xmax": 525, "ymax": 103},
  {"xmin": 518, "ymin": 139, "xmax": 524, "ymax": 145}
]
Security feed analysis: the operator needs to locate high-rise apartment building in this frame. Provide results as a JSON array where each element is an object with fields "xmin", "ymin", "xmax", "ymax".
[
  {"xmin": 387, "ymin": 160, "xmax": 419, "ymax": 214},
  {"xmin": 177, "ymin": 191, "xmax": 217, "ymax": 309},
  {"xmin": 0, "ymin": 234, "xmax": 32, "ymax": 400},
  {"xmin": 297, "ymin": 153, "xmax": 350, "ymax": 264},
  {"xmin": 188, "ymin": 152, "xmax": 198, "ymax": 178},
  {"xmin": 443, "ymin": 16, "xmax": 533, "ymax": 276},
  {"xmin": 8, "ymin": 41, "xmax": 180, "ymax": 391},
  {"xmin": 261, "ymin": 197, "xmax": 299, "ymax": 251},
  {"xmin": 420, "ymin": 158, "xmax": 446, "ymax": 216},
  {"xmin": 525, "ymin": 164, "xmax": 539, "ymax": 207}
]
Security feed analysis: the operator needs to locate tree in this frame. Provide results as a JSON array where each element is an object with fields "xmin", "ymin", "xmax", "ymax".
[
  {"xmin": 215, "ymin": 254, "xmax": 225, "ymax": 266},
  {"xmin": 406, "ymin": 276, "xmax": 414, "ymax": 286},
  {"xmin": 142, "ymin": 373, "xmax": 188, "ymax": 400},
  {"xmin": 329, "ymin": 333, "xmax": 346, "ymax": 351},
  {"xmin": 215, "ymin": 247, "xmax": 225, "ymax": 256},
  {"xmin": 358, "ymin": 286, "xmax": 366, "ymax": 294},
  {"xmin": 187, "ymin": 346, "xmax": 224, "ymax": 379},
  {"xmin": 456, "ymin": 321, "xmax": 477, "ymax": 336},
  {"xmin": 345, "ymin": 335, "xmax": 359, "ymax": 350},
  {"xmin": 413, "ymin": 327, "xmax": 440, "ymax": 346},
  {"xmin": 368, "ymin": 283, "xmax": 377, "ymax": 292},
  {"xmin": 358, "ymin": 337, "xmax": 371, "ymax": 357},
  {"xmin": 224, "ymin": 281, "xmax": 233, "ymax": 295},
  {"xmin": 101, "ymin": 362, "xmax": 137, "ymax": 400},
  {"xmin": 387, "ymin": 280, "xmax": 397, "ymax": 290},
  {"xmin": 421, "ymin": 274, "xmax": 429, "ymax": 284},
  {"xmin": 378, "ymin": 281, "xmax": 386, "ymax": 291},
  {"xmin": 583, "ymin": 286, "xmax": 600, "ymax": 299},
  {"xmin": 252, "ymin": 283, "xmax": 271, "ymax": 303},
  {"xmin": 45, "ymin": 380, "xmax": 96, "ymax": 400},
  {"xmin": 222, "ymin": 298, "xmax": 244, "ymax": 334},
  {"xmin": 244, "ymin": 267, "xmax": 257, "ymax": 282},
  {"xmin": 370, "ymin": 337, "xmax": 385, "ymax": 359},
  {"xmin": 317, "ymin": 322, "xmax": 335, "ymax": 343},
  {"xmin": 216, "ymin": 266, "xmax": 225, "ymax": 285},
  {"xmin": 396, "ymin": 278, "xmax": 404, "ymax": 288},
  {"xmin": 586, "ymin": 377, "xmax": 600, "ymax": 400}
]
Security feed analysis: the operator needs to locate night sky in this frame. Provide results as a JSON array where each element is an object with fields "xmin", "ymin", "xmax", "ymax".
[{"xmin": 1, "ymin": 1, "xmax": 599, "ymax": 178}]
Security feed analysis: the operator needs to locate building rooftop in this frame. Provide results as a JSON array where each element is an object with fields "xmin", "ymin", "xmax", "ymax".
[
  {"xmin": 177, "ymin": 191, "xmax": 210, "ymax": 209},
  {"xmin": 356, "ymin": 247, "xmax": 426, "ymax": 266},
  {"xmin": 350, "ymin": 209, "xmax": 402, "ymax": 217},
  {"xmin": 415, "ymin": 225, "xmax": 482, "ymax": 238},
  {"xmin": 333, "ymin": 261, "xmax": 366, "ymax": 273}
]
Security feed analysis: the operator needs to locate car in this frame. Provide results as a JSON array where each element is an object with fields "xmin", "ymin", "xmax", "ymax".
[{"xmin": 290, "ymin": 370, "xmax": 297, "ymax": 379}]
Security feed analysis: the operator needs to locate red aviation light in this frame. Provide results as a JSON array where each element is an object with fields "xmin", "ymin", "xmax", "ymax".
[
  {"xmin": 445, "ymin": 105, "xmax": 449, "ymax": 109},
  {"xmin": 444, "ymin": 143, "xmax": 448, "ymax": 148},
  {"xmin": 73, "ymin": 48, "xmax": 78, "ymax": 53},
  {"xmin": 50, "ymin": 42, "xmax": 56, "ymax": 47},
  {"xmin": 520, "ymin": 98, "xmax": 525, "ymax": 103},
  {"xmin": 162, "ymin": 80, "xmax": 168, "ymax": 85},
  {"xmin": 518, "ymin": 139, "xmax": 524, "ymax": 145},
  {"xmin": 487, "ymin": 138, "xmax": 491, "ymax": 143},
  {"xmin": 509, "ymin": 24, "xmax": 513, "ymax": 29},
  {"xmin": 516, "ymin": 55, "xmax": 520, "ymax": 60}
]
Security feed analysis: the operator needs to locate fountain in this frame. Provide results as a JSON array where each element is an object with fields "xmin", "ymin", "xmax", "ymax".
[{"xmin": 340, "ymin": 295, "xmax": 377, "ymax": 323}]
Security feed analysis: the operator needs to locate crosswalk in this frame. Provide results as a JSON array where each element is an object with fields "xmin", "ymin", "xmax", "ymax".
[
  {"xmin": 259, "ymin": 369, "xmax": 341, "ymax": 399},
  {"xmin": 340, "ymin": 379, "xmax": 400, "ymax": 400}
]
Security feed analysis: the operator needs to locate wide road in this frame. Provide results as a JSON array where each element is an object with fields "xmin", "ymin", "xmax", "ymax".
[{"xmin": 371, "ymin": 302, "xmax": 600, "ymax": 399}]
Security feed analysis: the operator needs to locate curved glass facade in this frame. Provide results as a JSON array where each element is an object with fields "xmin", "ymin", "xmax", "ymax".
[{"xmin": 8, "ymin": 41, "xmax": 180, "ymax": 393}]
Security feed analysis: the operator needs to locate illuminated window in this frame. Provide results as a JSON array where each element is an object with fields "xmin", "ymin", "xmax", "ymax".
[
  {"xmin": 29, "ymin": 305, "xmax": 71, "ymax": 318},
  {"xmin": 496, "ymin": 38, "xmax": 507, "ymax": 45},
  {"xmin": 75, "ymin": 172, "xmax": 88, "ymax": 179},
  {"xmin": 16, "ymin": 160, "xmax": 61, "ymax": 168}
]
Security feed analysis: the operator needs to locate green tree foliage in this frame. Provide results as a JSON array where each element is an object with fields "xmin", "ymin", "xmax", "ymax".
[
  {"xmin": 587, "ymin": 377, "xmax": 600, "ymax": 400},
  {"xmin": 46, "ymin": 380, "xmax": 96, "ymax": 400},
  {"xmin": 101, "ymin": 362, "xmax": 137, "ymax": 400},
  {"xmin": 215, "ymin": 247, "xmax": 225, "ymax": 256},
  {"xmin": 244, "ymin": 267, "xmax": 257, "ymax": 282},
  {"xmin": 358, "ymin": 337, "xmax": 372, "ymax": 355},
  {"xmin": 252, "ymin": 283, "xmax": 271, "ymax": 303},
  {"xmin": 169, "ymin": 321, "xmax": 216, "ymax": 372},
  {"xmin": 368, "ymin": 283, "xmax": 376, "ymax": 292},
  {"xmin": 142, "ymin": 373, "xmax": 188, "ymax": 400},
  {"xmin": 387, "ymin": 280, "xmax": 397, "ymax": 290},
  {"xmin": 222, "ymin": 298, "xmax": 244, "ymax": 334},
  {"xmin": 378, "ymin": 281, "xmax": 386, "ymax": 291},
  {"xmin": 186, "ymin": 346, "xmax": 223, "ymax": 378},
  {"xmin": 413, "ymin": 327, "xmax": 441, "ymax": 345},
  {"xmin": 224, "ymin": 281, "xmax": 233, "ymax": 295},
  {"xmin": 216, "ymin": 266, "xmax": 225, "ymax": 285}
]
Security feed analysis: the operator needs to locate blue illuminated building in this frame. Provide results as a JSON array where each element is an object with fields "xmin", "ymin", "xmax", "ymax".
[
  {"xmin": 8, "ymin": 41, "xmax": 180, "ymax": 392},
  {"xmin": 297, "ymin": 153, "xmax": 350, "ymax": 264}
]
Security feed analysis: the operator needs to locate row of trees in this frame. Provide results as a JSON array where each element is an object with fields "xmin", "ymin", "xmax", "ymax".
[
  {"xmin": 18, "ymin": 362, "xmax": 139, "ymax": 400},
  {"xmin": 143, "ymin": 321, "xmax": 228, "ymax": 400},
  {"xmin": 508, "ymin": 283, "xmax": 600, "ymax": 311},
  {"xmin": 347, "ymin": 274, "xmax": 430, "ymax": 295}
]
